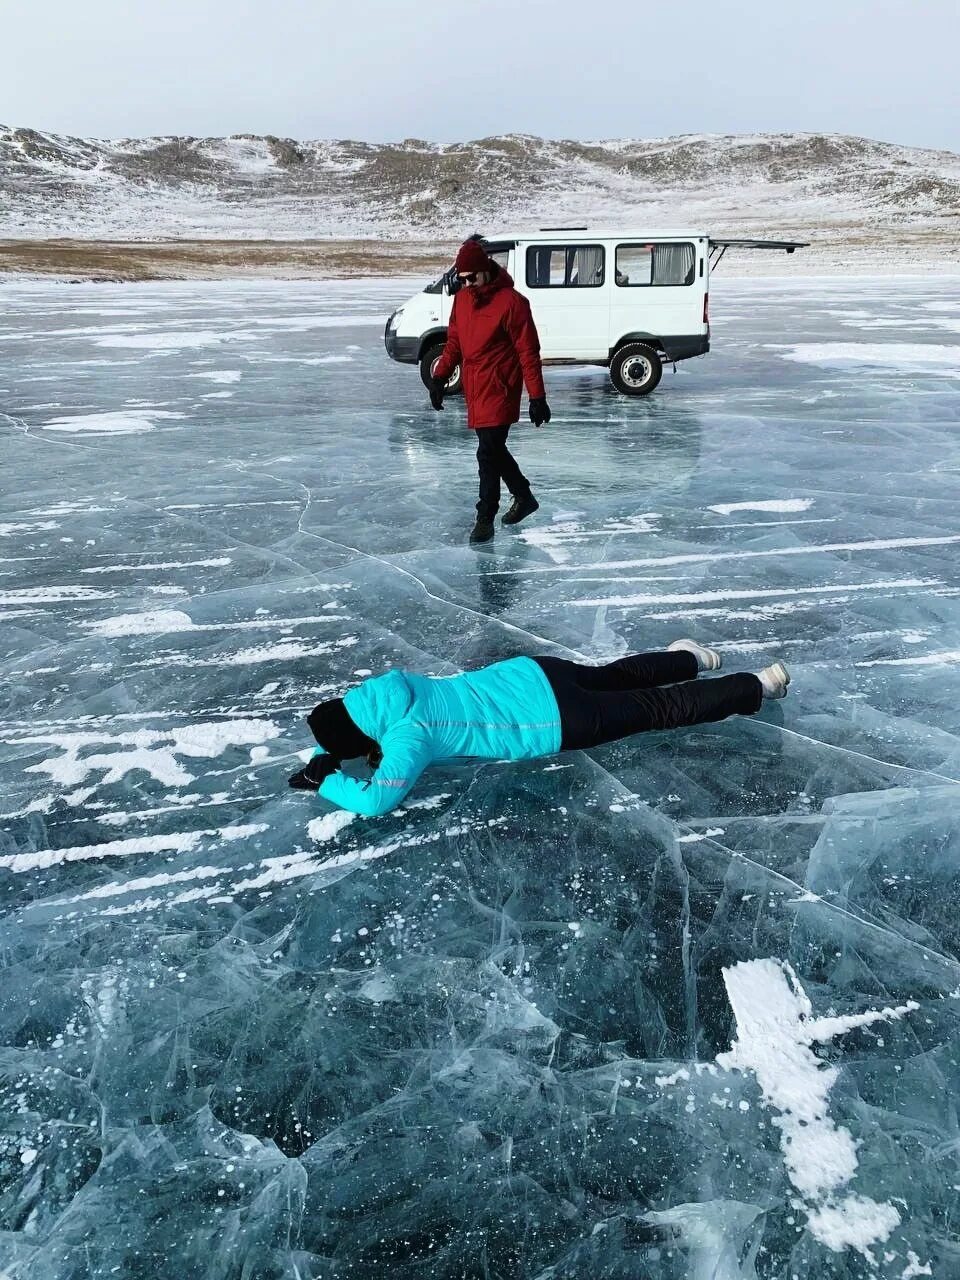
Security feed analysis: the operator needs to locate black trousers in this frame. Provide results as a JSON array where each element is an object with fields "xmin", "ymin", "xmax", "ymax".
[
  {"xmin": 475, "ymin": 426, "xmax": 530, "ymax": 518},
  {"xmin": 533, "ymin": 651, "xmax": 763, "ymax": 751}
]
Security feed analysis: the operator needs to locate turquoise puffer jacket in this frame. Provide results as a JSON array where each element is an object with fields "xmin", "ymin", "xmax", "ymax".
[{"xmin": 316, "ymin": 657, "xmax": 562, "ymax": 816}]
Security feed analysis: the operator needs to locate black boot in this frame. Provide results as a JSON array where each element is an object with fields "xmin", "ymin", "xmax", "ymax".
[
  {"xmin": 469, "ymin": 515, "xmax": 495, "ymax": 544},
  {"xmin": 502, "ymin": 492, "xmax": 539, "ymax": 525}
]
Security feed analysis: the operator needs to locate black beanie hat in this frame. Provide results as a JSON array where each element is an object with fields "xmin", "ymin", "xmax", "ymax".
[{"xmin": 306, "ymin": 698, "xmax": 378, "ymax": 761}]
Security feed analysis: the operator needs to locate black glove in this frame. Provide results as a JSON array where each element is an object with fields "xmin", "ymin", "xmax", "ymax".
[
  {"xmin": 529, "ymin": 396, "xmax": 551, "ymax": 427},
  {"xmin": 429, "ymin": 377, "xmax": 445, "ymax": 411},
  {"xmin": 288, "ymin": 753, "xmax": 338, "ymax": 792}
]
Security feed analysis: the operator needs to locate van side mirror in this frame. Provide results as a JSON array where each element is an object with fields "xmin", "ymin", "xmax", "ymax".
[{"xmin": 444, "ymin": 267, "xmax": 461, "ymax": 296}]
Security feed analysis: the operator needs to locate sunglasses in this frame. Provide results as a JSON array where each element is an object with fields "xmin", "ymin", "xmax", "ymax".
[{"xmin": 457, "ymin": 271, "xmax": 482, "ymax": 283}]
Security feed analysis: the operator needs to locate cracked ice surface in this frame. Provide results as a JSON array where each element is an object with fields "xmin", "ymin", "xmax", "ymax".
[{"xmin": 2, "ymin": 274, "xmax": 960, "ymax": 1277}]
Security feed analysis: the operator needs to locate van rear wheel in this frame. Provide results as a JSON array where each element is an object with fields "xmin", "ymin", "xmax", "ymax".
[
  {"xmin": 610, "ymin": 343, "xmax": 662, "ymax": 396},
  {"xmin": 419, "ymin": 343, "xmax": 463, "ymax": 396}
]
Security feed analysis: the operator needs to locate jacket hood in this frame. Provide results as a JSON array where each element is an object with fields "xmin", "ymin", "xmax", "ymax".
[{"xmin": 343, "ymin": 669, "xmax": 414, "ymax": 741}]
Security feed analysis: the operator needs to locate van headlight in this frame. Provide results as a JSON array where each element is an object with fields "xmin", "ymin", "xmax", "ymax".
[{"xmin": 388, "ymin": 308, "xmax": 404, "ymax": 330}]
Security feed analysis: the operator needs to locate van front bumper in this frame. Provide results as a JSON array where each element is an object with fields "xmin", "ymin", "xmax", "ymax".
[{"xmin": 384, "ymin": 317, "xmax": 420, "ymax": 364}]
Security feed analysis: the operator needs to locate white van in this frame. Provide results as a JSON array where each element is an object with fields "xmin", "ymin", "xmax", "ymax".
[{"xmin": 384, "ymin": 229, "xmax": 806, "ymax": 396}]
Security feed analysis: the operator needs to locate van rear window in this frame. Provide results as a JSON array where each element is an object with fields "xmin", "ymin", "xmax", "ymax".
[
  {"xmin": 526, "ymin": 245, "xmax": 605, "ymax": 289},
  {"xmin": 615, "ymin": 243, "xmax": 696, "ymax": 287}
]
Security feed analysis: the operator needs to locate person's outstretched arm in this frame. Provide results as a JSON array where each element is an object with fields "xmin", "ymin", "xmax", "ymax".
[{"xmin": 318, "ymin": 724, "xmax": 432, "ymax": 817}]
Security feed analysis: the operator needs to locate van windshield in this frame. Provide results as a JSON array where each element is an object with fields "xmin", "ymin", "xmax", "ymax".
[{"xmin": 424, "ymin": 271, "xmax": 448, "ymax": 296}]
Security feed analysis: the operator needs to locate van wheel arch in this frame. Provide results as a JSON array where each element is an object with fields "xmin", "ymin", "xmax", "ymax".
[{"xmin": 610, "ymin": 332, "xmax": 664, "ymax": 358}]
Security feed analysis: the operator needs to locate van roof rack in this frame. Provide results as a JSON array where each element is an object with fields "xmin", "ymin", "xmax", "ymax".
[{"xmin": 537, "ymin": 225, "xmax": 588, "ymax": 231}]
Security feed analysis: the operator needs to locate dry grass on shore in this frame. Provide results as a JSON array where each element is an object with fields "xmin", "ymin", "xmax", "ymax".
[
  {"xmin": 1, "ymin": 230, "xmax": 957, "ymax": 282},
  {"xmin": 0, "ymin": 238, "xmax": 457, "ymax": 281}
]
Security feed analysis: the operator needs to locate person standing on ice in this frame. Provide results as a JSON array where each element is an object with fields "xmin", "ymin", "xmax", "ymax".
[
  {"xmin": 288, "ymin": 640, "xmax": 790, "ymax": 817},
  {"xmin": 430, "ymin": 238, "xmax": 551, "ymax": 545}
]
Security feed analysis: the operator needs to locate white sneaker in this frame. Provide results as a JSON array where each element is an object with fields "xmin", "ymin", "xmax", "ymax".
[
  {"xmin": 756, "ymin": 662, "xmax": 790, "ymax": 699},
  {"xmin": 668, "ymin": 638, "xmax": 722, "ymax": 672}
]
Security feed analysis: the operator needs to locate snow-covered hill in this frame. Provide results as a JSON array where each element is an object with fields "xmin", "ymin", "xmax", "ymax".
[{"xmin": 2, "ymin": 126, "xmax": 959, "ymax": 246}]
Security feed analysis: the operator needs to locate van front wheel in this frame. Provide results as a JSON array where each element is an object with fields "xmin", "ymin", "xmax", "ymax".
[
  {"xmin": 610, "ymin": 344, "xmax": 662, "ymax": 396},
  {"xmin": 419, "ymin": 343, "xmax": 463, "ymax": 396}
]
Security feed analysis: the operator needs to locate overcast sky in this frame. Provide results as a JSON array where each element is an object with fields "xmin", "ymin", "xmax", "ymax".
[{"xmin": 3, "ymin": 0, "xmax": 958, "ymax": 152}]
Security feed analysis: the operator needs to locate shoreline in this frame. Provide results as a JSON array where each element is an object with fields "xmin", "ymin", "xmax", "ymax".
[
  {"xmin": 1, "ymin": 234, "xmax": 958, "ymax": 283},
  {"xmin": 0, "ymin": 238, "xmax": 457, "ymax": 282}
]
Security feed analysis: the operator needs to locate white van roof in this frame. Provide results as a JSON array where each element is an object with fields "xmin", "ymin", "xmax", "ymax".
[{"xmin": 486, "ymin": 228, "xmax": 708, "ymax": 242}]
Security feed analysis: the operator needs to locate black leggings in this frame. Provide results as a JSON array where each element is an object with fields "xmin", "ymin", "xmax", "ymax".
[
  {"xmin": 534, "ymin": 651, "xmax": 763, "ymax": 751},
  {"xmin": 475, "ymin": 426, "xmax": 530, "ymax": 517}
]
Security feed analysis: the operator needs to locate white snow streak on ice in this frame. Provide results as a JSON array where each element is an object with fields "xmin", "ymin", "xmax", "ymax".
[
  {"xmin": 0, "ymin": 823, "xmax": 268, "ymax": 874},
  {"xmin": 186, "ymin": 370, "xmax": 242, "ymax": 383},
  {"xmin": 16, "ymin": 719, "xmax": 281, "ymax": 788},
  {"xmin": 709, "ymin": 498, "xmax": 814, "ymax": 516},
  {"xmin": 569, "ymin": 577, "xmax": 935, "ymax": 609},
  {"xmin": 83, "ymin": 610, "xmax": 348, "ymax": 636},
  {"xmin": 857, "ymin": 649, "xmax": 960, "ymax": 668},
  {"xmin": 1, "ymin": 585, "xmax": 116, "ymax": 605},
  {"xmin": 516, "ymin": 534, "xmax": 960, "ymax": 576},
  {"xmin": 41, "ymin": 409, "xmax": 186, "ymax": 434},
  {"xmin": 80, "ymin": 557, "xmax": 231, "ymax": 574},
  {"xmin": 0, "ymin": 520, "xmax": 59, "ymax": 536},
  {"xmin": 717, "ymin": 958, "xmax": 917, "ymax": 1259},
  {"xmin": 94, "ymin": 330, "xmax": 255, "ymax": 350},
  {"xmin": 133, "ymin": 637, "xmax": 357, "ymax": 668}
]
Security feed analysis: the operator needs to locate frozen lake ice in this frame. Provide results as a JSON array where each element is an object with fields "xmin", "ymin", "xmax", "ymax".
[{"xmin": 2, "ymin": 273, "xmax": 960, "ymax": 1277}]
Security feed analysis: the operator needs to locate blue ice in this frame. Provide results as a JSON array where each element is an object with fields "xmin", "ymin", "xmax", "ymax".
[{"xmin": 2, "ymin": 274, "xmax": 960, "ymax": 1277}]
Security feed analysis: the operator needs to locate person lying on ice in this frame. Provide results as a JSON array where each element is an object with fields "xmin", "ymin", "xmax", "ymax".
[{"xmin": 288, "ymin": 640, "xmax": 790, "ymax": 818}]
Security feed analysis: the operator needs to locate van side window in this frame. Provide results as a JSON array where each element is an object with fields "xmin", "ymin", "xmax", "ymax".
[
  {"xmin": 615, "ymin": 243, "xmax": 696, "ymax": 287},
  {"xmin": 526, "ymin": 245, "xmax": 605, "ymax": 289}
]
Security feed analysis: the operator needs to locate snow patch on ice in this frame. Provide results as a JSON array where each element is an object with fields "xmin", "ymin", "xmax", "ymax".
[
  {"xmin": 709, "ymin": 498, "xmax": 814, "ymax": 516},
  {"xmin": 80, "ymin": 557, "xmax": 231, "ymax": 574},
  {"xmin": 1, "ymin": 584, "xmax": 116, "ymax": 607},
  {"xmin": 770, "ymin": 343, "xmax": 960, "ymax": 378},
  {"xmin": 0, "ymin": 520, "xmax": 59, "ymax": 537},
  {"xmin": 718, "ymin": 958, "xmax": 916, "ymax": 1259},
  {"xmin": 900, "ymin": 1250, "xmax": 933, "ymax": 1277},
  {"xmin": 805, "ymin": 1198, "xmax": 903, "ymax": 1258},
  {"xmin": 85, "ymin": 610, "xmax": 196, "ymax": 635},
  {"xmin": 568, "ymin": 577, "xmax": 934, "ymax": 610},
  {"xmin": 307, "ymin": 812, "xmax": 356, "ymax": 842},
  {"xmin": 186, "ymin": 369, "xmax": 242, "ymax": 383},
  {"xmin": 135, "ymin": 636, "xmax": 358, "ymax": 668},
  {"xmin": 16, "ymin": 719, "xmax": 281, "ymax": 790},
  {"xmin": 857, "ymin": 649, "xmax": 960, "ymax": 668},
  {"xmin": 40, "ymin": 409, "xmax": 186, "ymax": 434},
  {"xmin": 655, "ymin": 1068, "xmax": 691, "ymax": 1087},
  {"xmin": 0, "ymin": 823, "xmax": 268, "ymax": 874},
  {"xmin": 93, "ymin": 330, "xmax": 254, "ymax": 351},
  {"xmin": 257, "ymin": 354, "xmax": 355, "ymax": 365},
  {"xmin": 84, "ymin": 609, "xmax": 347, "ymax": 637},
  {"xmin": 677, "ymin": 827, "xmax": 725, "ymax": 844}
]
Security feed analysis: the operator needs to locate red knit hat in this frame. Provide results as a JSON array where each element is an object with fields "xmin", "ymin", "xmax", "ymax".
[{"xmin": 454, "ymin": 240, "xmax": 492, "ymax": 273}]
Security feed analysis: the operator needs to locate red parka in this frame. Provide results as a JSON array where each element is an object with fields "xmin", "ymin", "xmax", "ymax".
[{"xmin": 433, "ymin": 268, "xmax": 546, "ymax": 429}]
